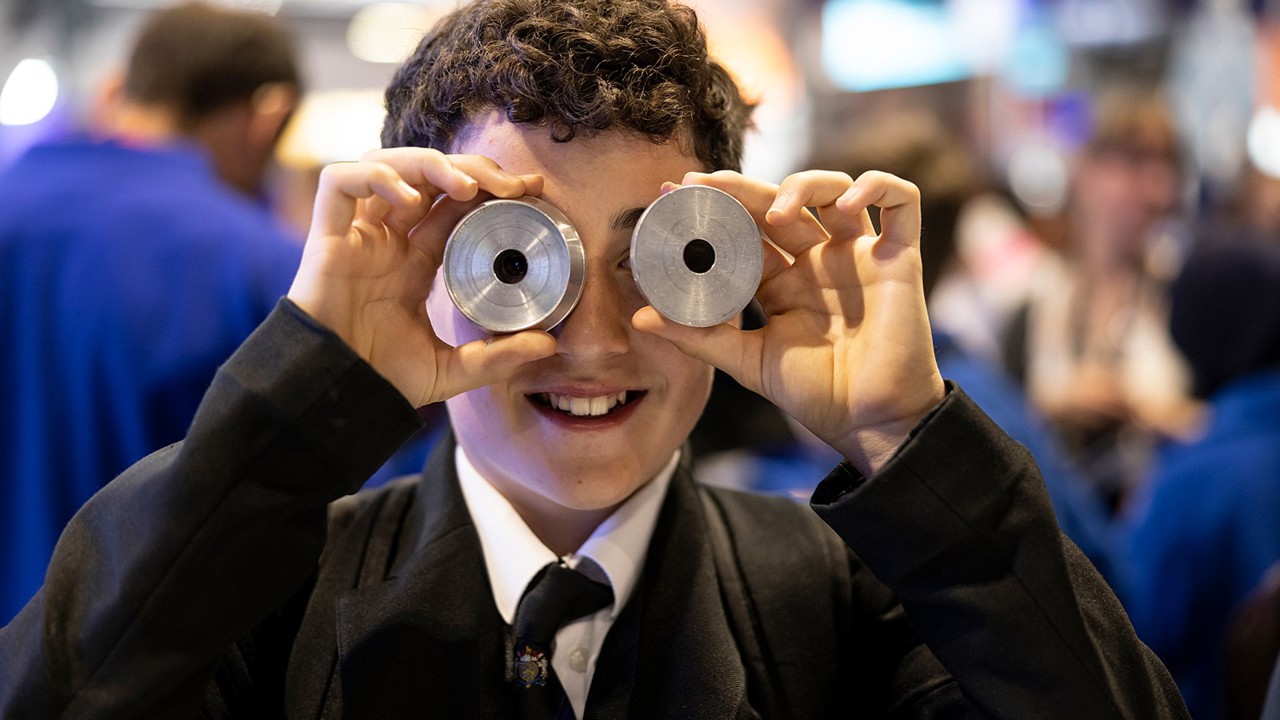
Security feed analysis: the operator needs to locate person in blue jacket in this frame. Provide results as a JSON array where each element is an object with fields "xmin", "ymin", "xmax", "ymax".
[
  {"xmin": 0, "ymin": 2, "xmax": 304, "ymax": 624},
  {"xmin": 1119, "ymin": 236, "xmax": 1280, "ymax": 720}
]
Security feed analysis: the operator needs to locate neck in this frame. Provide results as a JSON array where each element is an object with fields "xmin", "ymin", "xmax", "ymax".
[
  {"xmin": 107, "ymin": 101, "xmax": 184, "ymax": 145},
  {"xmin": 510, "ymin": 489, "xmax": 616, "ymax": 557}
]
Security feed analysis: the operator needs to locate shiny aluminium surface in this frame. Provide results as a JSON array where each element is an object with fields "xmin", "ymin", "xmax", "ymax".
[
  {"xmin": 629, "ymin": 185, "xmax": 763, "ymax": 327},
  {"xmin": 443, "ymin": 196, "xmax": 586, "ymax": 333}
]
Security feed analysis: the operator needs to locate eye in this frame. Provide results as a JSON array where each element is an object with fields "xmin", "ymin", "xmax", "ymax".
[{"xmin": 617, "ymin": 254, "xmax": 632, "ymax": 271}]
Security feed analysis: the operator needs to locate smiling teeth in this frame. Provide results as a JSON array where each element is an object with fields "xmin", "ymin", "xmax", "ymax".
[{"xmin": 546, "ymin": 391, "xmax": 628, "ymax": 417}]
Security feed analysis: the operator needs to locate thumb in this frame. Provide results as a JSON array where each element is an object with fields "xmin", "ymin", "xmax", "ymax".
[
  {"xmin": 632, "ymin": 307, "xmax": 760, "ymax": 392},
  {"xmin": 446, "ymin": 331, "xmax": 557, "ymax": 396}
]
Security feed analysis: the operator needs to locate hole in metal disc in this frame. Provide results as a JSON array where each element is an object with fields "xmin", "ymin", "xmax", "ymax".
[
  {"xmin": 683, "ymin": 238, "xmax": 715, "ymax": 274},
  {"xmin": 493, "ymin": 248, "xmax": 529, "ymax": 284}
]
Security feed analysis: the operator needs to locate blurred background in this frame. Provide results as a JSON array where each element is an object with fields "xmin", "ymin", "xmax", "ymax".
[
  {"xmin": 3, "ymin": 0, "xmax": 1278, "ymax": 231},
  {"xmin": 3, "ymin": 1, "xmax": 1280, "ymax": 717}
]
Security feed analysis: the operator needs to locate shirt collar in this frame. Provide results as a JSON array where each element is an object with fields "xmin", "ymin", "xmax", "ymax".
[{"xmin": 454, "ymin": 444, "xmax": 679, "ymax": 625}]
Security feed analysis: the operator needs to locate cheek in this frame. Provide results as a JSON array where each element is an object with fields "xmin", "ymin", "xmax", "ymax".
[
  {"xmin": 607, "ymin": 265, "xmax": 648, "ymax": 315},
  {"xmin": 654, "ymin": 339, "xmax": 714, "ymax": 415}
]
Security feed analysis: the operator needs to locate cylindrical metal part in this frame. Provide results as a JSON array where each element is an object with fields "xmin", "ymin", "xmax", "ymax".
[
  {"xmin": 443, "ymin": 196, "xmax": 585, "ymax": 333},
  {"xmin": 630, "ymin": 185, "xmax": 762, "ymax": 327}
]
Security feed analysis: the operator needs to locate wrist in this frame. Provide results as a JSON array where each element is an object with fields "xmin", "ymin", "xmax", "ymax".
[{"xmin": 832, "ymin": 379, "xmax": 947, "ymax": 477}]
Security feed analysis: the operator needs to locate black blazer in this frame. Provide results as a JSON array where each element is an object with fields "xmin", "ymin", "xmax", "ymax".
[
  {"xmin": 269, "ymin": 439, "xmax": 943, "ymax": 719},
  {"xmin": 0, "ymin": 302, "xmax": 1188, "ymax": 719}
]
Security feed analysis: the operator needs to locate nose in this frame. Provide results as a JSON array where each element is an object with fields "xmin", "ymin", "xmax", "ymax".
[{"xmin": 552, "ymin": 263, "xmax": 631, "ymax": 362}]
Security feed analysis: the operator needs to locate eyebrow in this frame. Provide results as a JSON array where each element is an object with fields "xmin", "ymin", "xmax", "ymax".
[{"xmin": 609, "ymin": 206, "xmax": 647, "ymax": 233}]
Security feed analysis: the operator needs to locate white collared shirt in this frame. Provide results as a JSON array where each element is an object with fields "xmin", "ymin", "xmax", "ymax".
[{"xmin": 455, "ymin": 445, "xmax": 678, "ymax": 719}]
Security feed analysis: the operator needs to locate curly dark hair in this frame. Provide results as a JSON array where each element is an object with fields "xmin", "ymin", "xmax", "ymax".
[{"xmin": 381, "ymin": 0, "xmax": 754, "ymax": 172}]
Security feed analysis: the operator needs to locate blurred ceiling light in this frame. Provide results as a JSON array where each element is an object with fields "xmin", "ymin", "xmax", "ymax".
[
  {"xmin": 89, "ymin": 0, "xmax": 282, "ymax": 11},
  {"xmin": 948, "ymin": 0, "xmax": 1019, "ymax": 73},
  {"xmin": 0, "ymin": 59, "xmax": 59, "ymax": 127},
  {"xmin": 822, "ymin": 0, "xmax": 970, "ymax": 92},
  {"xmin": 347, "ymin": 3, "xmax": 445, "ymax": 64},
  {"xmin": 276, "ymin": 89, "xmax": 386, "ymax": 168},
  {"xmin": 219, "ymin": 0, "xmax": 284, "ymax": 14},
  {"xmin": 1247, "ymin": 105, "xmax": 1280, "ymax": 180}
]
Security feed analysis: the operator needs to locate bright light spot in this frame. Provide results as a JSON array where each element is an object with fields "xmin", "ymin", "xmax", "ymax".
[
  {"xmin": 949, "ymin": 0, "xmax": 1019, "ymax": 72},
  {"xmin": 218, "ymin": 0, "xmax": 283, "ymax": 14},
  {"xmin": 1007, "ymin": 142, "xmax": 1068, "ymax": 215},
  {"xmin": 821, "ymin": 0, "xmax": 971, "ymax": 92},
  {"xmin": 347, "ymin": 3, "xmax": 445, "ymax": 64},
  {"xmin": 276, "ymin": 89, "xmax": 387, "ymax": 167},
  {"xmin": 0, "ymin": 59, "xmax": 59, "ymax": 126},
  {"xmin": 1247, "ymin": 105, "xmax": 1280, "ymax": 180}
]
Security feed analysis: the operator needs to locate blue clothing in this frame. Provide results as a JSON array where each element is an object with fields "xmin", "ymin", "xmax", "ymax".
[
  {"xmin": 0, "ymin": 139, "xmax": 302, "ymax": 624},
  {"xmin": 1120, "ymin": 368, "xmax": 1280, "ymax": 720},
  {"xmin": 696, "ymin": 332, "xmax": 1119, "ymax": 583}
]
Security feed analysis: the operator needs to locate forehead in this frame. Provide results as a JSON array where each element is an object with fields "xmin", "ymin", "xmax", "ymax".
[{"xmin": 453, "ymin": 113, "xmax": 702, "ymax": 223}]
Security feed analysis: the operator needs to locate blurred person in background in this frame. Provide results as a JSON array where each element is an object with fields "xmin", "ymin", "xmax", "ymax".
[
  {"xmin": 1001, "ymin": 85, "xmax": 1202, "ymax": 510},
  {"xmin": 1118, "ymin": 236, "xmax": 1280, "ymax": 720},
  {"xmin": 0, "ymin": 1, "xmax": 303, "ymax": 624},
  {"xmin": 1224, "ymin": 561, "xmax": 1280, "ymax": 720},
  {"xmin": 1212, "ymin": 161, "xmax": 1280, "ymax": 241},
  {"xmin": 694, "ymin": 115, "xmax": 1120, "ymax": 584}
]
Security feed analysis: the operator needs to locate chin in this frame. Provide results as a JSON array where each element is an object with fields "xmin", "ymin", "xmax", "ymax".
[{"xmin": 535, "ymin": 468, "xmax": 648, "ymax": 512}]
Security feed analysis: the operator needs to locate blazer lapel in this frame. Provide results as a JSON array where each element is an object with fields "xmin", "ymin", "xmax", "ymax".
[
  {"xmin": 588, "ymin": 465, "xmax": 756, "ymax": 719},
  {"xmin": 333, "ymin": 438, "xmax": 513, "ymax": 719},
  {"xmin": 317, "ymin": 442, "xmax": 755, "ymax": 719}
]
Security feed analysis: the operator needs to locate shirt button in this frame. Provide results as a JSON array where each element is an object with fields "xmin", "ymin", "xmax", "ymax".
[{"xmin": 568, "ymin": 647, "xmax": 589, "ymax": 673}]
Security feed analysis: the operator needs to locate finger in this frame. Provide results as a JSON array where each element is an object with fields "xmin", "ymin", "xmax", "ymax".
[
  {"xmin": 406, "ymin": 194, "xmax": 491, "ymax": 267},
  {"xmin": 362, "ymin": 194, "xmax": 394, "ymax": 226},
  {"xmin": 444, "ymin": 331, "xmax": 557, "ymax": 396},
  {"xmin": 632, "ymin": 306, "xmax": 761, "ymax": 391},
  {"xmin": 375, "ymin": 153, "xmax": 544, "ymax": 238},
  {"xmin": 770, "ymin": 170, "xmax": 874, "ymax": 242},
  {"xmin": 311, "ymin": 161, "xmax": 422, "ymax": 241},
  {"xmin": 836, "ymin": 171, "xmax": 921, "ymax": 250},
  {"xmin": 361, "ymin": 147, "xmax": 479, "ymax": 200},
  {"xmin": 681, "ymin": 170, "xmax": 828, "ymax": 259},
  {"xmin": 450, "ymin": 155, "xmax": 543, "ymax": 199},
  {"xmin": 517, "ymin": 173, "xmax": 545, "ymax": 197},
  {"xmin": 758, "ymin": 239, "xmax": 790, "ymax": 284}
]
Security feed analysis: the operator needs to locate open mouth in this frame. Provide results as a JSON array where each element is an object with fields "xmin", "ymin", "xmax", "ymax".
[{"xmin": 530, "ymin": 390, "xmax": 644, "ymax": 418}]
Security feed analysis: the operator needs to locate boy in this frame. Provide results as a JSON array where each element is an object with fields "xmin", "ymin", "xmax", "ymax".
[{"xmin": 1, "ymin": 1, "xmax": 1185, "ymax": 717}]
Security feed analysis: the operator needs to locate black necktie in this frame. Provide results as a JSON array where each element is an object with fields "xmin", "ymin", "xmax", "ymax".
[{"xmin": 512, "ymin": 562, "xmax": 614, "ymax": 720}]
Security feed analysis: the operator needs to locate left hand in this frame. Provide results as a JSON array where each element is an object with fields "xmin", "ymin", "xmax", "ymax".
[{"xmin": 632, "ymin": 169, "xmax": 946, "ymax": 476}]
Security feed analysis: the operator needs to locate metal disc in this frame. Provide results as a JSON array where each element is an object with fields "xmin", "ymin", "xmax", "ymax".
[
  {"xmin": 630, "ymin": 185, "xmax": 762, "ymax": 327},
  {"xmin": 443, "ymin": 197, "xmax": 585, "ymax": 333}
]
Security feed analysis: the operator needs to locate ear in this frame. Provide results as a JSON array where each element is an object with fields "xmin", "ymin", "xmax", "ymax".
[
  {"xmin": 89, "ymin": 67, "xmax": 127, "ymax": 133},
  {"xmin": 248, "ymin": 82, "xmax": 299, "ymax": 149}
]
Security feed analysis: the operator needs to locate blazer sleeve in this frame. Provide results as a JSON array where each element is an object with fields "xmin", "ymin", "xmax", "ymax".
[
  {"xmin": 0, "ymin": 300, "xmax": 422, "ymax": 720},
  {"xmin": 810, "ymin": 385, "xmax": 1188, "ymax": 719}
]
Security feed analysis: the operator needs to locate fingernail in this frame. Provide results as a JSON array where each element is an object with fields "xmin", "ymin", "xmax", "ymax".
[
  {"xmin": 399, "ymin": 180, "xmax": 421, "ymax": 200},
  {"xmin": 768, "ymin": 191, "xmax": 791, "ymax": 216},
  {"xmin": 660, "ymin": 181, "xmax": 680, "ymax": 195}
]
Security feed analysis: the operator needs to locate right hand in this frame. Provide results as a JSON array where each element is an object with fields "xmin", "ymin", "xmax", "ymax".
[{"xmin": 287, "ymin": 147, "xmax": 557, "ymax": 407}]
